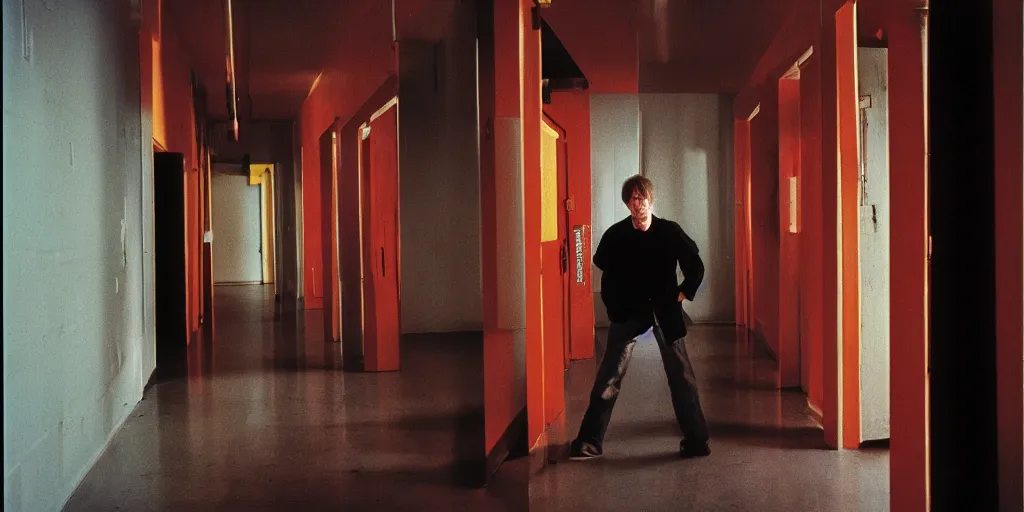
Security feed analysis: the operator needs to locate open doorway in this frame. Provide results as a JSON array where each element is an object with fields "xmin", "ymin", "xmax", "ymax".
[
  {"xmin": 153, "ymin": 151, "xmax": 189, "ymax": 377},
  {"xmin": 211, "ymin": 163, "xmax": 278, "ymax": 286},
  {"xmin": 211, "ymin": 164, "xmax": 263, "ymax": 285}
]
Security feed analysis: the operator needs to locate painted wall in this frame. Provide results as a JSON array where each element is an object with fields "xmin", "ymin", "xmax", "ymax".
[
  {"xmin": 857, "ymin": 47, "xmax": 891, "ymax": 442},
  {"xmin": 2, "ymin": 1, "xmax": 148, "ymax": 510},
  {"xmin": 993, "ymin": 0, "xmax": 1024, "ymax": 508},
  {"xmin": 297, "ymin": 0, "xmax": 394, "ymax": 310},
  {"xmin": 211, "ymin": 171, "xmax": 264, "ymax": 284},
  {"xmin": 590, "ymin": 94, "xmax": 640, "ymax": 326},
  {"xmin": 397, "ymin": 5, "xmax": 482, "ymax": 334},
  {"xmin": 640, "ymin": 94, "xmax": 736, "ymax": 323}
]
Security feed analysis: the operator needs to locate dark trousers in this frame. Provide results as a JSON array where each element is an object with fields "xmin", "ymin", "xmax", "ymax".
[{"xmin": 575, "ymin": 306, "xmax": 709, "ymax": 449}]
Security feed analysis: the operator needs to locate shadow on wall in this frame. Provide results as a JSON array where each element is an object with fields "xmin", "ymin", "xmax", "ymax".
[
  {"xmin": 640, "ymin": 94, "xmax": 735, "ymax": 324},
  {"xmin": 587, "ymin": 93, "xmax": 736, "ymax": 326},
  {"xmin": 397, "ymin": 1, "xmax": 483, "ymax": 335}
]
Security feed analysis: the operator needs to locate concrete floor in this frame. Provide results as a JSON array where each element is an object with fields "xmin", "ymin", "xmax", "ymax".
[{"xmin": 64, "ymin": 285, "xmax": 888, "ymax": 511}]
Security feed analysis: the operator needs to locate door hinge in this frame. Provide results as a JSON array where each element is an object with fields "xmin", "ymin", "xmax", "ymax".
[
  {"xmin": 564, "ymin": 198, "xmax": 574, "ymax": 212},
  {"xmin": 927, "ymin": 235, "xmax": 933, "ymax": 261}
]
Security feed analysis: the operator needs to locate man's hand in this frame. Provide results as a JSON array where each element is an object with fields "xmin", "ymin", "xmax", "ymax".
[{"xmin": 678, "ymin": 292, "xmax": 687, "ymax": 303}]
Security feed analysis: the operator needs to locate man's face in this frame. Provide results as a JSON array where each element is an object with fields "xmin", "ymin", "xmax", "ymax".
[{"xmin": 628, "ymin": 189, "xmax": 651, "ymax": 222}]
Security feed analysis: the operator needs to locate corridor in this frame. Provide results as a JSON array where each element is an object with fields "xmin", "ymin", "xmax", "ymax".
[{"xmin": 64, "ymin": 287, "xmax": 887, "ymax": 511}]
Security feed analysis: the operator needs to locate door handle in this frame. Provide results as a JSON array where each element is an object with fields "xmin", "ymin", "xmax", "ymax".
[
  {"xmin": 560, "ymin": 243, "xmax": 568, "ymax": 274},
  {"xmin": 381, "ymin": 247, "xmax": 385, "ymax": 277}
]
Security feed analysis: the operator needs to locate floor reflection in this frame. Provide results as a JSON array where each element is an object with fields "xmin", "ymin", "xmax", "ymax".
[{"xmin": 65, "ymin": 286, "xmax": 887, "ymax": 511}]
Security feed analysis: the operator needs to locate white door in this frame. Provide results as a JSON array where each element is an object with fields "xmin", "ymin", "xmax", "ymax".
[
  {"xmin": 858, "ymin": 47, "xmax": 891, "ymax": 442},
  {"xmin": 212, "ymin": 172, "xmax": 263, "ymax": 284}
]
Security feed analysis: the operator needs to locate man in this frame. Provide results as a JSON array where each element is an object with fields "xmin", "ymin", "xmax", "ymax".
[{"xmin": 569, "ymin": 174, "xmax": 711, "ymax": 460}]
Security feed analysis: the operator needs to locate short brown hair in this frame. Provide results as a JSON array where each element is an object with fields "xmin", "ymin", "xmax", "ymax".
[{"xmin": 621, "ymin": 174, "xmax": 654, "ymax": 204}]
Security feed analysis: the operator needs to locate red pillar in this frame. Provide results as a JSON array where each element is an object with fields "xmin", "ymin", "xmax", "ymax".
[
  {"xmin": 479, "ymin": 0, "xmax": 527, "ymax": 469},
  {"xmin": 521, "ymin": 0, "xmax": 547, "ymax": 452},
  {"xmin": 798, "ymin": 53, "xmax": 824, "ymax": 412},
  {"xmin": 819, "ymin": 3, "xmax": 841, "ymax": 451},
  {"xmin": 835, "ymin": 0, "xmax": 861, "ymax": 449},
  {"xmin": 887, "ymin": 5, "xmax": 930, "ymax": 511}
]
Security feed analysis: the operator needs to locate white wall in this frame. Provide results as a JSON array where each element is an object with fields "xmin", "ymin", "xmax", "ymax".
[
  {"xmin": 397, "ymin": 2, "xmax": 482, "ymax": 333},
  {"xmin": 211, "ymin": 171, "xmax": 264, "ymax": 284},
  {"xmin": 640, "ymin": 94, "xmax": 736, "ymax": 323},
  {"xmin": 589, "ymin": 94, "xmax": 735, "ymax": 325},
  {"xmin": 2, "ymin": 1, "xmax": 151, "ymax": 510},
  {"xmin": 590, "ymin": 94, "xmax": 641, "ymax": 326},
  {"xmin": 858, "ymin": 47, "xmax": 891, "ymax": 441}
]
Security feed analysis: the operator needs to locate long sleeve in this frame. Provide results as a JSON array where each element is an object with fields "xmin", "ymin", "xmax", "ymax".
[
  {"xmin": 673, "ymin": 224, "xmax": 704, "ymax": 300},
  {"xmin": 593, "ymin": 227, "xmax": 612, "ymax": 271}
]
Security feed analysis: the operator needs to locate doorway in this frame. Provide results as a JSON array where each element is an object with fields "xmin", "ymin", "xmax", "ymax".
[
  {"xmin": 154, "ymin": 152, "xmax": 189, "ymax": 376},
  {"xmin": 211, "ymin": 165, "xmax": 264, "ymax": 285}
]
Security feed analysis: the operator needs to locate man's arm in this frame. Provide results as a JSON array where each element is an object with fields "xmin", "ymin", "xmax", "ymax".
[
  {"xmin": 593, "ymin": 226, "xmax": 612, "ymax": 271},
  {"xmin": 673, "ymin": 224, "xmax": 704, "ymax": 301}
]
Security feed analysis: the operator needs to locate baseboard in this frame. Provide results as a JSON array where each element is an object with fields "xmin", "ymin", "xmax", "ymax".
[
  {"xmin": 60, "ymin": 387, "xmax": 142, "ymax": 511},
  {"xmin": 806, "ymin": 399, "xmax": 824, "ymax": 427},
  {"xmin": 751, "ymin": 322, "xmax": 779, "ymax": 361},
  {"xmin": 859, "ymin": 438, "xmax": 890, "ymax": 449},
  {"xmin": 526, "ymin": 410, "xmax": 568, "ymax": 476},
  {"xmin": 485, "ymin": 407, "xmax": 528, "ymax": 484}
]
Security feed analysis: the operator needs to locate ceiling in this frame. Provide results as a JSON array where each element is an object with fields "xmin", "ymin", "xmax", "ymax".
[
  {"xmin": 165, "ymin": 0, "xmax": 456, "ymax": 122},
  {"xmin": 636, "ymin": 0, "xmax": 797, "ymax": 93},
  {"xmin": 164, "ymin": 0, "xmax": 887, "ymax": 121}
]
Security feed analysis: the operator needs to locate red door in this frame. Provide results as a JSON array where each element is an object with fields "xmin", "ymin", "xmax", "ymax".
[
  {"xmin": 364, "ymin": 103, "xmax": 401, "ymax": 372},
  {"xmin": 540, "ymin": 117, "xmax": 568, "ymax": 425}
]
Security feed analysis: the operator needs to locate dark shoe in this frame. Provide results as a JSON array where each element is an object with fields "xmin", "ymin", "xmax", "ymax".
[
  {"xmin": 679, "ymin": 440, "xmax": 711, "ymax": 459},
  {"xmin": 568, "ymin": 440, "xmax": 603, "ymax": 460}
]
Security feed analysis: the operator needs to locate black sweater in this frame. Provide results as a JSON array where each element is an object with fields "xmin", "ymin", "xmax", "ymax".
[{"xmin": 594, "ymin": 215, "xmax": 705, "ymax": 323}]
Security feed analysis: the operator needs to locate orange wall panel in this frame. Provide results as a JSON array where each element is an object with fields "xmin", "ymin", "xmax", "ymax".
[{"xmin": 297, "ymin": 0, "xmax": 395, "ymax": 309}]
